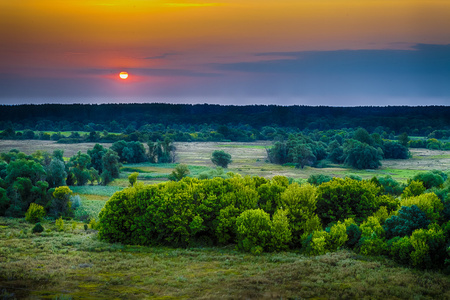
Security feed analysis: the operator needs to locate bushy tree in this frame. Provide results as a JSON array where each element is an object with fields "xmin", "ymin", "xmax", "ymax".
[
  {"xmin": 51, "ymin": 186, "xmax": 73, "ymax": 217},
  {"xmin": 410, "ymin": 171, "xmax": 445, "ymax": 190},
  {"xmin": 316, "ymin": 178, "xmax": 382, "ymax": 224},
  {"xmin": 383, "ymin": 141, "xmax": 410, "ymax": 159},
  {"xmin": 168, "ymin": 164, "xmax": 190, "ymax": 181},
  {"xmin": 344, "ymin": 140, "xmax": 382, "ymax": 169},
  {"xmin": 46, "ymin": 158, "xmax": 67, "ymax": 188},
  {"xmin": 384, "ymin": 205, "xmax": 430, "ymax": 239},
  {"xmin": 101, "ymin": 149, "xmax": 121, "ymax": 185},
  {"xmin": 236, "ymin": 209, "xmax": 272, "ymax": 254},
  {"xmin": 88, "ymin": 143, "xmax": 106, "ymax": 173},
  {"xmin": 211, "ymin": 150, "xmax": 232, "ymax": 168}
]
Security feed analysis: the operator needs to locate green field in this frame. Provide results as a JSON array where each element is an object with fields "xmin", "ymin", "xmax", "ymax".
[{"xmin": 1, "ymin": 217, "xmax": 449, "ymax": 299}]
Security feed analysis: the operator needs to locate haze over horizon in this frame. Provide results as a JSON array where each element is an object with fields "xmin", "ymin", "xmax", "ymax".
[{"xmin": 1, "ymin": 1, "xmax": 449, "ymax": 106}]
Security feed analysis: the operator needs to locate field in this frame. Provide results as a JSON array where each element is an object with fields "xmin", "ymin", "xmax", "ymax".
[
  {"xmin": 1, "ymin": 140, "xmax": 450, "ymax": 299},
  {"xmin": 1, "ymin": 218, "xmax": 449, "ymax": 299},
  {"xmin": 2, "ymin": 140, "xmax": 450, "ymax": 182}
]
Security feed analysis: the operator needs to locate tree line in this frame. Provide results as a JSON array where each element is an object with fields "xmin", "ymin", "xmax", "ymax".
[
  {"xmin": 2, "ymin": 104, "xmax": 450, "ymax": 138},
  {"xmin": 267, "ymin": 128, "xmax": 410, "ymax": 169}
]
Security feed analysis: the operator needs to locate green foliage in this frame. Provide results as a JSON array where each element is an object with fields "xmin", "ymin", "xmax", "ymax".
[
  {"xmin": 409, "ymin": 225, "xmax": 447, "ymax": 269},
  {"xmin": 55, "ymin": 217, "xmax": 64, "ymax": 231},
  {"xmin": 269, "ymin": 209, "xmax": 292, "ymax": 252},
  {"xmin": 25, "ymin": 203, "xmax": 45, "ymax": 223},
  {"xmin": 211, "ymin": 150, "xmax": 232, "ymax": 168},
  {"xmin": 359, "ymin": 236, "xmax": 386, "ymax": 256},
  {"xmin": 388, "ymin": 236, "xmax": 414, "ymax": 265},
  {"xmin": 377, "ymin": 175, "xmax": 404, "ymax": 196},
  {"xmin": 87, "ymin": 143, "xmax": 106, "ymax": 173},
  {"xmin": 32, "ymin": 222, "xmax": 44, "ymax": 233},
  {"xmin": 383, "ymin": 141, "xmax": 410, "ymax": 159},
  {"xmin": 280, "ymin": 183, "xmax": 320, "ymax": 244},
  {"xmin": 68, "ymin": 151, "xmax": 91, "ymax": 186},
  {"xmin": 346, "ymin": 223, "xmax": 362, "ymax": 249},
  {"xmin": 0, "ymin": 187, "xmax": 10, "ymax": 215},
  {"xmin": 316, "ymin": 178, "xmax": 382, "ymax": 225},
  {"xmin": 402, "ymin": 180, "xmax": 426, "ymax": 198},
  {"xmin": 101, "ymin": 149, "xmax": 121, "ymax": 185},
  {"xmin": 46, "ymin": 158, "xmax": 67, "ymax": 188},
  {"xmin": 168, "ymin": 164, "xmax": 190, "ymax": 182},
  {"xmin": 343, "ymin": 140, "xmax": 382, "ymax": 169},
  {"xmin": 384, "ymin": 205, "xmax": 431, "ymax": 239},
  {"xmin": 411, "ymin": 170, "xmax": 446, "ymax": 190},
  {"xmin": 128, "ymin": 172, "xmax": 139, "ymax": 186},
  {"xmin": 236, "ymin": 209, "xmax": 272, "ymax": 254},
  {"xmin": 112, "ymin": 140, "xmax": 147, "ymax": 163},
  {"xmin": 307, "ymin": 174, "xmax": 332, "ymax": 186},
  {"xmin": 89, "ymin": 217, "xmax": 100, "ymax": 230},
  {"xmin": 51, "ymin": 186, "xmax": 73, "ymax": 217},
  {"xmin": 400, "ymin": 193, "xmax": 444, "ymax": 222},
  {"xmin": 147, "ymin": 138, "xmax": 176, "ymax": 163}
]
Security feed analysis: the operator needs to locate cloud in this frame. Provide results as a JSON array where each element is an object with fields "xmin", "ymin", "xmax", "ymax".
[{"xmin": 210, "ymin": 44, "xmax": 450, "ymax": 98}]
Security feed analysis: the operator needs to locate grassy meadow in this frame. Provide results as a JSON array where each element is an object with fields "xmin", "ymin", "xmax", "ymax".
[
  {"xmin": 1, "ymin": 140, "xmax": 450, "ymax": 299},
  {"xmin": 1, "ymin": 217, "xmax": 450, "ymax": 299}
]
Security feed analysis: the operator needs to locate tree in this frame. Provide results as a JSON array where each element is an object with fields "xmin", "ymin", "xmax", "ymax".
[
  {"xmin": 288, "ymin": 144, "xmax": 316, "ymax": 169},
  {"xmin": 51, "ymin": 186, "xmax": 73, "ymax": 217},
  {"xmin": 128, "ymin": 172, "xmax": 139, "ymax": 186},
  {"xmin": 344, "ymin": 140, "xmax": 382, "ymax": 169},
  {"xmin": 46, "ymin": 158, "xmax": 67, "ymax": 188},
  {"xmin": 68, "ymin": 151, "xmax": 91, "ymax": 186},
  {"xmin": 398, "ymin": 132, "xmax": 410, "ymax": 147},
  {"xmin": 88, "ymin": 144, "xmax": 106, "ymax": 173},
  {"xmin": 168, "ymin": 164, "xmax": 190, "ymax": 181},
  {"xmin": 101, "ymin": 149, "xmax": 121, "ymax": 185},
  {"xmin": 211, "ymin": 150, "xmax": 232, "ymax": 168}
]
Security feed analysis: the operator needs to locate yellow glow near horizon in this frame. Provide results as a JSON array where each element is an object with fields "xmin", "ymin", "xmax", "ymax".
[{"xmin": 119, "ymin": 72, "xmax": 129, "ymax": 79}]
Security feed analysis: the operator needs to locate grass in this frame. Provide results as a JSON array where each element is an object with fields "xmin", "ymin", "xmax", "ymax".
[
  {"xmin": 69, "ymin": 186, "xmax": 123, "ymax": 197},
  {"xmin": 1, "ymin": 217, "xmax": 449, "ymax": 299}
]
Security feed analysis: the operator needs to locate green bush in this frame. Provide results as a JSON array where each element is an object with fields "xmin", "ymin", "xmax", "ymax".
[
  {"xmin": 268, "ymin": 209, "xmax": 292, "ymax": 252},
  {"xmin": 32, "ymin": 222, "xmax": 44, "ymax": 233},
  {"xmin": 236, "ymin": 209, "xmax": 272, "ymax": 254},
  {"xmin": 25, "ymin": 203, "xmax": 46, "ymax": 223},
  {"xmin": 316, "ymin": 178, "xmax": 382, "ymax": 225},
  {"xmin": 384, "ymin": 205, "xmax": 430, "ymax": 239},
  {"xmin": 280, "ymin": 183, "xmax": 320, "ymax": 244},
  {"xmin": 55, "ymin": 217, "xmax": 64, "ymax": 231},
  {"xmin": 400, "ymin": 193, "xmax": 444, "ymax": 222}
]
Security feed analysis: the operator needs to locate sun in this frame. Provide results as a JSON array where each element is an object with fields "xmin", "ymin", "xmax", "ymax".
[{"xmin": 119, "ymin": 72, "xmax": 129, "ymax": 79}]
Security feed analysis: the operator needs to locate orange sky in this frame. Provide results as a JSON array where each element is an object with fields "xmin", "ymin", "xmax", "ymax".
[{"xmin": 1, "ymin": 1, "xmax": 449, "ymax": 104}]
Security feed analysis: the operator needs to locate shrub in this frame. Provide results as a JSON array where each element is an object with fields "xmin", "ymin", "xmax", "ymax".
[
  {"xmin": 236, "ymin": 209, "xmax": 272, "ymax": 254},
  {"xmin": 307, "ymin": 174, "xmax": 332, "ymax": 186},
  {"xmin": 70, "ymin": 195, "xmax": 81, "ymax": 210},
  {"xmin": 25, "ymin": 203, "xmax": 46, "ymax": 223},
  {"xmin": 384, "ymin": 205, "xmax": 430, "ymax": 239},
  {"xmin": 51, "ymin": 186, "xmax": 74, "ymax": 217},
  {"xmin": 55, "ymin": 217, "xmax": 64, "ymax": 231},
  {"xmin": 326, "ymin": 221, "xmax": 348, "ymax": 251},
  {"xmin": 280, "ymin": 183, "xmax": 320, "ymax": 244},
  {"xmin": 316, "ymin": 178, "xmax": 382, "ymax": 225},
  {"xmin": 89, "ymin": 217, "xmax": 100, "ymax": 230},
  {"xmin": 128, "ymin": 172, "xmax": 139, "ymax": 186},
  {"xmin": 168, "ymin": 164, "xmax": 190, "ymax": 182},
  {"xmin": 268, "ymin": 209, "xmax": 292, "ymax": 252},
  {"xmin": 409, "ymin": 225, "xmax": 446, "ymax": 269},
  {"xmin": 346, "ymin": 223, "xmax": 362, "ymax": 249},
  {"xmin": 411, "ymin": 170, "xmax": 446, "ymax": 190},
  {"xmin": 359, "ymin": 236, "xmax": 386, "ymax": 256},
  {"xmin": 402, "ymin": 180, "xmax": 426, "ymax": 198},
  {"xmin": 388, "ymin": 236, "xmax": 413, "ymax": 265},
  {"xmin": 32, "ymin": 222, "xmax": 44, "ymax": 233},
  {"xmin": 400, "ymin": 193, "xmax": 444, "ymax": 222}
]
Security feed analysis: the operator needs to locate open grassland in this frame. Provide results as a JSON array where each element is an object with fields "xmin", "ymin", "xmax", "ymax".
[
  {"xmin": 0, "ymin": 140, "xmax": 113, "ymax": 158},
  {"xmin": 1, "ymin": 217, "xmax": 449, "ymax": 300},
  {"xmin": 2, "ymin": 140, "xmax": 450, "ymax": 183}
]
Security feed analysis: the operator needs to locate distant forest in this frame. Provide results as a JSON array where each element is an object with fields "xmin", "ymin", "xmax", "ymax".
[{"xmin": 1, "ymin": 104, "xmax": 450, "ymax": 135}]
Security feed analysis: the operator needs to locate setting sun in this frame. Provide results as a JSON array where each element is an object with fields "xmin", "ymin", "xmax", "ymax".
[{"xmin": 119, "ymin": 72, "xmax": 129, "ymax": 80}]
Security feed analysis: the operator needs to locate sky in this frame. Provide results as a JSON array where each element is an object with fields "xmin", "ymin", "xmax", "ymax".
[{"xmin": 1, "ymin": 0, "xmax": 449, "ymax": 106}]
